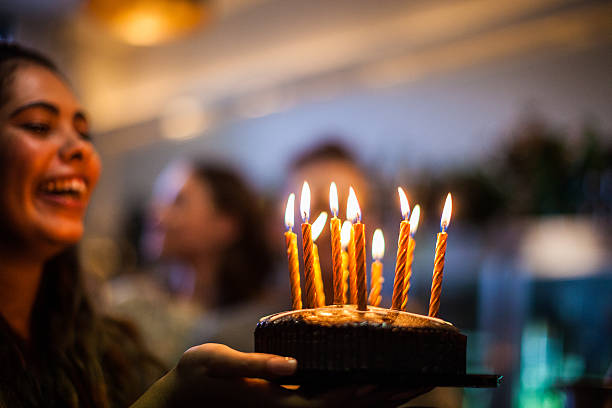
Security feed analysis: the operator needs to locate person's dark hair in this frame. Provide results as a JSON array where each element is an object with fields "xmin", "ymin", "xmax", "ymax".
[
  {"xmin": 0, "ymin": 43, "xmax": 164, "ymax": 407},
  {"xmin": 191, "ymin": 164, "xmax": 273, "ymax": 308},
  {"xmin": 291, "ymin": 140, "xmax": 357, "ymax": 172}
]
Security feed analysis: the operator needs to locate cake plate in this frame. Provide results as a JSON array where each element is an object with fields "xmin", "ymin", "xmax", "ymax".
[{"xmin": 275, "ymin": 372, "xmax": 502, "ymax": 388}]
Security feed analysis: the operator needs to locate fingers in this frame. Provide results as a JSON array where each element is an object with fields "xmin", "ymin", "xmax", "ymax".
[{"xmin": 184, "ymin": 343, "xmax": 297, "ymax": 380}]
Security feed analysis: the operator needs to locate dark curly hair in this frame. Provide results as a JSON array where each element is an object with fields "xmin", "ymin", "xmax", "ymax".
[{"xmin": 0, "ymin": 42, "xmax": 165, "ymax": 407}]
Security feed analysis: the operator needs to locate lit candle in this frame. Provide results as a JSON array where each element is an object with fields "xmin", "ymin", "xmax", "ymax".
[
  {"xmin": 311, "ymin": 211, "xmax": 328, "ymax": 307},
  {"xmin": 348, "ymin": 223, "xmax": 358, "ymax": 305},
  {"xmin": 391, "ymin": 187, "xmax": 411, "ymax": 310},
  {"xmin": 284, "ymin": 193, "xmax": 302, "ymax": 310},
  {"xmin": 368, "ymin": 229, "xmax": 385, "ymax": 307},
  {"xmin": 401, "ymin": 205, "xmax": 420, "ymax": 311},
  {"xmin": 329, "ymin": 182, "xmax": 343, "ymax": 305},
  {"xmin": 340, "ymin": 220, "xmax": 352, "ymax": 304},
  {"xmin": 428, "ymin": 193, "xmax": 452, "ymax": 318},
  {"xmin": 348, "ymin": 187, "xmax": 367, "ymax": 311},
  {"xmin": 300, "ymin": 181, "xmax": 317, "ymax": 309}
]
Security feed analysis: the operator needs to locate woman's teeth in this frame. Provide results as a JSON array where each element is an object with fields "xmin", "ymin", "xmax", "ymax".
[{"xmin": 41, "ymin": 179, "xmax": 87, "ymax": 195}]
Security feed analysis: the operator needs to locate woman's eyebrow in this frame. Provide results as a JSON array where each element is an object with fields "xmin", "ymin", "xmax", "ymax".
[
  {"xmin": 10, "ymin": 101, "xmax": 59, "ymax": 118},
  {"xmin": 74, "ymin": 110, "xmax": 88, "ymax": 123}
]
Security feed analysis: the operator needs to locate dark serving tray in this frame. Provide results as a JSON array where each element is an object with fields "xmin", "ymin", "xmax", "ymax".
[{"xmin": 275, "ymin": 372, "xmax": 502, "ymax": 388}]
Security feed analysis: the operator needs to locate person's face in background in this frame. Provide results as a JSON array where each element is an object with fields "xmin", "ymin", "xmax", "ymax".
[
  {"xmin": 0, "ymin": 64, "xmax": 101, "ymax": 256},
  {"xmin": 156, "ymin": 172, "xmax": 236, "ymax": 262}
]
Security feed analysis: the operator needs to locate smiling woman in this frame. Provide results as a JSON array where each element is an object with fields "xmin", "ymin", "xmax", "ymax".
[{"xmin": 0, "ymin": 43, "xmax": 312, "ymax": 408}]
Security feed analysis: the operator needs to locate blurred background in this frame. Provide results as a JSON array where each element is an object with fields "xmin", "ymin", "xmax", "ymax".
[{"xmin": 3, "ymin": 0, "xmax": 611, "ymax": 407}]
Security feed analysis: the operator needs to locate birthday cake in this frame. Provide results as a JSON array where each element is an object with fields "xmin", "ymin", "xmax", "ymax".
[{"xmin": 254, "ymin": 305, "xmax": 466, "ymax": 377}]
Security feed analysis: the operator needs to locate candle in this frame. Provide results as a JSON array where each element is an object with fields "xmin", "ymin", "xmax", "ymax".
[
  {"xmin": 391, "ymin": 187, "xmax": 411, "ymax": 310},
  {"xmin": 368, "ymin": 229, "xmax": 385, "ymax": 307},
  {"xmin": 347, "ymin": 222, "xmax": 358, "ymax": 305},
  {"xmin": 329, "ymin": 182, "xmax": 343, "ymax": 305},
  {"xmin": 284, "ymin": 193, "xmax": 302, "ymax": 310},
  {"xmin": 428, "ymin": 193, "xmax": 452, "ymax": 318},
  {"xmin": 401, "ymin": 205, "xmax": 420, "ymax": 311},
  {"xmin": 311, "ymin": 211, "xmax": 328, "ymax": 307},
  {"xmin": 340, "ymin": 220, "xmax": 352, "ymax": 304},
  {"xmin": 348, "ymin": 187, "xmax": 367, "ymax": 311},
  {"xmin": 300, "ymin": 181, "xmax": 317, "ymax": 309}
]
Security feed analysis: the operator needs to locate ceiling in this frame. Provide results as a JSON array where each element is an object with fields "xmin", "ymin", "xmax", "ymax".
[{"xmin": 11, "ymin": 0, "xmax": 612, "ymax": 147}]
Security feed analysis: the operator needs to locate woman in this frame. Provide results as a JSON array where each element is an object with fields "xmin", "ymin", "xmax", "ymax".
[{"xmin": 0, "ymin": 43, "xmax": 302, "ymax": 407}]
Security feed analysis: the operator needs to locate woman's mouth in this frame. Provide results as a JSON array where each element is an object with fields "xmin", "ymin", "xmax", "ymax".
[{"xmin": 37, "ymin": 177, "xmax": 89, "ymax": 209}]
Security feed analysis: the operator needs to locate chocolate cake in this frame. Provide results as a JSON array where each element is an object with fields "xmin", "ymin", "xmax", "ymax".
[{"xmin": 254, "ymin": 305, "xmax": 466, "ymax": 377}]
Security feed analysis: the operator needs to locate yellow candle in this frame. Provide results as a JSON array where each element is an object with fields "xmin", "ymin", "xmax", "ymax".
[
  {"xmin": 391, "ymin": 187, "xmax": 410, "ymax": 310},
  {"xmin": 348, "ymin": 187, "xmax": 367, "ymax": 311},
  {"xmin": 402, "ymin": 205, "xmax": 420, "ymax": 311},
  {"xmin": 329, "ymin": 182, "xmax": 343, "ymax": 305},
  {"xmin": 300, "ymin": 182, "xmax": 317, "ymax": 309},
  {"xmin": 368, "ymin": 229, "xmax": 385, "ymax": 307},
  {"xmin": 429, "ymin": 193, "xmax": 452, "ymax": 318},
  {"xmin": 284, "ymin": 193, "xmax": 302, "ymax": 310},
  {"xmin": 311, "ymin": 212, "xmax": 328, "ymax": 308},
  {"xmin": 348, "ymin": 224, "xmax": 358, "ymax": 305}
]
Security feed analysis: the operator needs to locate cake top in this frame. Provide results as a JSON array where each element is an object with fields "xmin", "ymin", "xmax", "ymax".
[{"xmin": 259, "ymin": 305, "xmax": 458, "ymax": 332}]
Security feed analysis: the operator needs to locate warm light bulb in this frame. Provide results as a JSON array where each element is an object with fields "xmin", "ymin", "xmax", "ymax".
[
  {"xmin": 329, "ymin": 182, "xmax": 339, "ymax": 217},
  {"xmin": 300, "ymin": 181, "xmax": 311, "ymax": 222},
  {"xmin": 347, "ymin": 186, "xmax": 361, "ymax": 224},
  {"xmin": 284, "ymin": 193, "xmax": 295, "ymax": 230},
  {"xmin": 409, "ymin": 205, "xmax": 421, "ymax": 236},
  {"xmin": 341, "ymin": 220, "xmax": 352, "ymax": 249},
  {"xmin": 398, "ymin": 187, "xmax": 410, "ymax": 220},
  {"xmin": 372, "ymin": 229, "xmax": 385, "ymax": 261},
  {"xmin": 440, "ymin": 193, "xmax": 452, "ymax": 232},
  {"xmin": 311, "ymin": 212, "xmax": 328, "ymax": 242}
]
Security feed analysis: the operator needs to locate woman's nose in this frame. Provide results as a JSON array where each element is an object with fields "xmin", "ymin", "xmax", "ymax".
[{"xmin": 58, "ymin": 130, "xmax": 92, "ymax": 162}]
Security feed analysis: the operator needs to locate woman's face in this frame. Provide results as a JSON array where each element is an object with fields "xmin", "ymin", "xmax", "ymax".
[
  {"xmin": 0, "ymin": 64, "xmax": 101, "ymax": 254},
  {"xmin": 157, "ymin": 173, "xmax": 235, "ymax": 260}
]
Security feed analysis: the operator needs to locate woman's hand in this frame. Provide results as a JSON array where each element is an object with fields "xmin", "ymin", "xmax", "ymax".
[
  {"xmin": 131, "ymin": 343, "xmax": 432, "ymax": 408},
  {"xmin": 131, "ymin": 343, "xmax": 313, "ymax": 408}
]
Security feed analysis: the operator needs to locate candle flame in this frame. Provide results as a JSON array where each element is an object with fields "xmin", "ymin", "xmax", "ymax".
[
  {"xmin": 311, "ymin": 212, "xmax": 328, "ymax": 241},
  {"xmin": 329, "ymin": 182, "xmax": 339, "ymax": 217},
  {"xmin": 409, "ymin": 204, "xmax": 421, "ymax": 236},
  {"xmin": 284, "ymin": 193, "xmax": 295, "ymax": 229},
  {"xmin": 397, "ymin": 187, "xmax": 410, "ymax": 220},
  {"xmin": 341, "ymin": 220, "xmax": 352, "ymax": 249},
  {"xmin": 440, "ymin": 193, "xmax": 452, "ymax": 231},
  {"xmin": 372, "ymin": 228, "xmax": 385, "ymax": 260},
  {"xmin": 347, "ymin": 186, "xmax": 361, "ymax": 223},
  {"xmin": 300, "ymin": 181, "xmax": 311, "ymax": 222}
]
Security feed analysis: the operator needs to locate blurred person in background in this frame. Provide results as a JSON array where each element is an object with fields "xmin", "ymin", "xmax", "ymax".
[
  {"xmin": 108, "ymin": 161, "xmax": 283, "ymax": 364},
  {"xmin": 0, "ymin": 42, "xmax": 326, "ymax": 408},
  {"xmin": 285, "ymin": 141, "xmax": 379, "ymax": 303}
]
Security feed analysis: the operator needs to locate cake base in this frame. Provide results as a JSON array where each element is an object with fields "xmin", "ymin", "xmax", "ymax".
[{"xmin": 255, "ymin": 305, "xmax": 467, "ymax": 378}]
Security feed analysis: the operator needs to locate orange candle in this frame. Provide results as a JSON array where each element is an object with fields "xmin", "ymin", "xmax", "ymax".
[
  {"xmin": 429, "ymin": 193, "xmax": 452, "ymax": 318},
  {"xmin": 348, "ymin": 223, "xmax": 358, "ymax": 305},
  {"xmin": 402, "ymin": 204, "xmax": 420, "ymax": 311},
  {"xmin": 329, "ymin": 182, "xmax": 343, "ymax": 305},
  {"xmin": 391, "ymin": 187, "xmax": 411, "ymax": 310},
  {"xmin": 340, "ymin": 220, "xmax": 352, "ymax": 304},
  {"xmin": 348, "ymin": 187, "xmax": 367, "ymax": 311},
  {"xmin": 368, "ymin": 229, "xmax": 385, "ymax": 307},
  {"xmin": 311, "ymin": 212, "xmax": 328, "ymax": 307},
  {"xmin": 300, "ymin": 181, "xmax": 317, "ymax": 309},
  {"xmin": 284, "ymin": 193, "xmax": 302, "ymax": 310}
]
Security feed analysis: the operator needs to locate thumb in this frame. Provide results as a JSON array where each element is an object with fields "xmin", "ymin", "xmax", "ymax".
[{"xmin": 182, "ymin": 343, "xmax": 298, "ymax": 380}]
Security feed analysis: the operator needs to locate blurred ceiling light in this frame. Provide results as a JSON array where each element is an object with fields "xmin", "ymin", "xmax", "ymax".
[
  {"xmin": 519, "ymin": 217, "xmax": 607, "ymax": 279},
  {"xmin": 160, "ymin": 96, "xmax": 211, "ymax": 140},
  {"xmin": 88, "ymin": 0, "xmax": 212, "ymax": 46}
]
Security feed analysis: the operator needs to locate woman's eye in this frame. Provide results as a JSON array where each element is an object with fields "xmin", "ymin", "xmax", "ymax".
[
  {"xmin": 79, "ymin": 131, "xmax": 93, "ymax": 141},
  {"xmin": 21, "ymin": 123, "xmax": 50, "ymax": 134}
]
